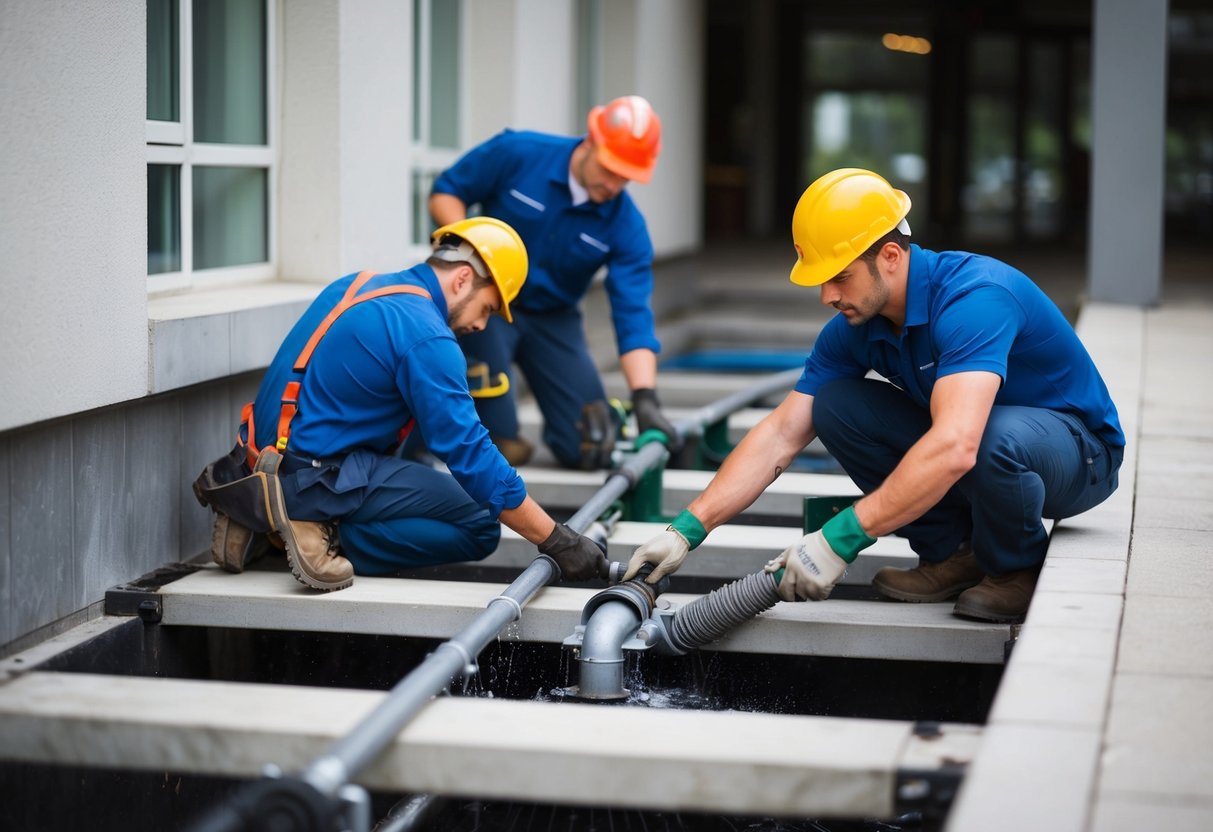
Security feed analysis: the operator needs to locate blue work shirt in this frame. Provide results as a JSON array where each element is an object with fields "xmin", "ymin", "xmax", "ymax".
[
  {"xmin": 797, "ymin": 245, "xmax": 1125, "ymax": 449},
  {"xmin": 251, "ymin": 265, "xmax": 527, "ymax": 517},
  {"xmin": 432, "ymin": 129, "xmax": 660, "ymax": 355}
]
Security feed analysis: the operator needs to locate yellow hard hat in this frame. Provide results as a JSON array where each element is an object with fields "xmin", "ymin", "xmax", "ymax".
[
  {"xmin": 431, "ymin": 217, "xmax": 528, "ymax": 322},
  {"xmin": 789, "ymin": 168, "xmax": 912, "ymax": 287}
]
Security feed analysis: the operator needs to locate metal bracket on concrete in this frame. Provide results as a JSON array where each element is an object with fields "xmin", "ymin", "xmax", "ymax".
[
  {"xmin": 894, "ymin": 720, "xmax": 970, "ymax": 828},
  {"xmin": 104, "ymin": 562, "xmax": 202, "ymax": 623}
]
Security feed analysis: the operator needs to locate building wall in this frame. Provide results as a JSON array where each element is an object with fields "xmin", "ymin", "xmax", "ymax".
[
  {"xmin": 0, "ymin": 1, "xmax": 149, "ymax": 434},
  {"xmin": 0, "ymin": 0, "xmax": 708, "ymax": 651}
]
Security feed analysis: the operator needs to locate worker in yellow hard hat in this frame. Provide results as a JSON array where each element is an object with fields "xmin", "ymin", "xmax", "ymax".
[
  {"xmin": 193, "ymin": 216, "xmax": 607, "ymax": 592},
  {"xmin": 429, "ymin": 95, "xmax": 682, "ymax": 471},
  {"xmin": 625, "ymin": 168, "xmax": 1125, "ymax": 624}
]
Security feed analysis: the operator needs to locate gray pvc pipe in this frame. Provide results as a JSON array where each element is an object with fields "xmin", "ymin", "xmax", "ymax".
[
  {"xmin": 575, "ymin": 601, "xmax": 644, "ymax": 700},
  {"xmin": 302, "ymin": 557, "xmax": 555, "ymax": 796},
  {"xmin": 299, "ymin": 367, "xmax": 799, "ymax": 797}
]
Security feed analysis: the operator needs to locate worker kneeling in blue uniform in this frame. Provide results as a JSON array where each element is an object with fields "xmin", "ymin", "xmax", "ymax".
[
  {"xmin": 429, "ymin": 95, "xmax": 682, "ymax": 470},
  {"xmin": 194, "ymin": 217, "xmax": 607, "ymax": 592},
  {"xmin": 623, "ymin": 169, "xmax": 1124, "ymax": 623}
]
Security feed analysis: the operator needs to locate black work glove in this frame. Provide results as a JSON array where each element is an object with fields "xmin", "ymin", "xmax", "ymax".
[
  {"xmin": 538, "ymin": 523, "xmax": 609, "ymax": 582},
  {"xmin": 631, "ymin": 388, "xmax": 684, "ymax": 453}
]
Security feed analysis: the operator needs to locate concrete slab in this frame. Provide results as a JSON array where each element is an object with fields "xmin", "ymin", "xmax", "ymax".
[
  {"xmin": 1125, "ymin": 527, "xmax": 1213, "ymax": 598},
  {"xmin": 1100, "ymin": 673, "xmax": 1213, "ymax": 801},
  {"xmin": 986, "ymin": 660, "xmax": 1112, "ymax": 730},
  {"xmin": 1022, "ymin": 590, "xmax": 1123, "ymax": 631},
  {"xmin": 1133, "ymin": 494, "xmax": 1213, "ymax": 532},
  {"xmin": 1090, "ymin": 795, "xmax": 1213, "ymax": 832},
  {"xmin": 156, "ymin": 569, "xmax": 1012, "ymax": 663},
  {"xmin": 1117, "ymin": 595, "xmax": 1213, "ymax": 677},
  {"xmin": 479, "ymin": 520, "xmax": 917, "ymax": 585},
  {"xmin": 1033, "ymin": 557, "xmax": 1126, "ymax": 596},
  {"xmin": 518, "ymin": 466, "xmax": 860, "ymax": 517},
  {"xmin": 945, "ymin": 723, "xmax": 1101, "ymax": 832},
  {"xmin": 0, "ymin": 670, "xmax": 960, "ymax": 819}
]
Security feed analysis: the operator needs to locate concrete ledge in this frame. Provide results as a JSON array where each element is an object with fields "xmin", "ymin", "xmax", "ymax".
[
  {"xmin": 0, "ymin": 671, "xmax": 982, "ymax": 818},
  {"xmin": 147, "ymin": 281, "xmax": 321, "ymax": 394},
  {"xmin": 156, "ymin": 569, "xmax": 1012, "ymax": 663},
  {"xmin": 946, "ymin": 303, "xmax": 1145, "ymax": 831}
]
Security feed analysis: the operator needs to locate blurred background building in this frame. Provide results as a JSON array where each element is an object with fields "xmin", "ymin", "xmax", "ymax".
[{"xmin": 0, "ymin": 0, "xmax": 1208, "ymax": 650}]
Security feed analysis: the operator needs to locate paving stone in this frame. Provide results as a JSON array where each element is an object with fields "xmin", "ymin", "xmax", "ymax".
[
  {"xmin": 1126, "ymin": 527, "xmax": 1213, "ymax": 598},
  {"xmin": 987, "ymin": 660, "xmax": 1111, "ymax": 729},
  {"xmin": 1133, "ymin": 494, "xmax": 1213, "ymax": 532},
  {"xmin": 1101, "ymin": 674, "xmax": 1213, "ymax": 800},
  {"xmin": 1035, "ymin": 557, "xmax": 1126, "ymax": 595},
  {"xmin": 1118, "ymin": 595, "xmax": 1213, "ymax": 677},
  {"xmin": 1009, "ymin": 624, "xmax": 1119, "ymax": 670},
  {"xmin": 1090, "ymin": 796, "xmax": 1213, "ymax": 832},
  {"xmin": 945, "ymin": 723, "xmax": 1100, "ymax": 832},
  {"xmin": 1023, "ymin": 590, "xmax": 1122, "ymax": 631}
]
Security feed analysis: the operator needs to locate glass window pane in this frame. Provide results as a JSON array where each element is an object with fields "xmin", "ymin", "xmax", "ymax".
[
  {"xmin": 412, "ymin": 168, "xmax": 437, "ymax": 247},
  {"xmin": 576, "ymin": 0, "xmax": 602, "ymax": 129},
  {"xmin": 193, "ymin": 166, "xmax": 268, "ymax": 269},
  {"xmin": 965, "ymin": 35, "xmax": 1017, "ymax": 241},
  {"xmin": 412, "ymin": 0, "xmax": 424, "ymax": 143},
  {"xmin": 193, "ymin": 0, "xmax": 267, "ymax": 145},
  {"xmin": 148, "ymin": 164, "xmax": 182, "ymax": 274},
  {"xmin": 147, "ymin": 0, "xmax": 179, "ymax": 122},
  {"xmin": 429, "ymin": 0, "xmax": 460, "ymax": 148}
]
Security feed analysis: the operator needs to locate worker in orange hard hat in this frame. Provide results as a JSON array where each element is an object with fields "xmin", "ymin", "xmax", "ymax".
[{"xmin": 429, "ymin": 94, "xmax": 681, "ymax": 472}]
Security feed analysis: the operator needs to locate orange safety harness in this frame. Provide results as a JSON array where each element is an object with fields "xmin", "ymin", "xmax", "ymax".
[{"xmin": 238, "ymin": 271, "xmax": 432, "ymax": 469}]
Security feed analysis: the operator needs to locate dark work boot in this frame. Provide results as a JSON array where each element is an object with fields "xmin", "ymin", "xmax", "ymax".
[
  {"xmin": 211, "ymin": 513, "xmax": 268, "ymax": 573},
  {"xmin": 492, "ymin": 435, "xmax": 534, "ymax": 467},
  {"xmin": 953, "ymin": 567, "xmax": 1040, "ymax": 623},
  {"xmin": 872, "ymin": 546, "xmax": 983, "ymax": 602}
]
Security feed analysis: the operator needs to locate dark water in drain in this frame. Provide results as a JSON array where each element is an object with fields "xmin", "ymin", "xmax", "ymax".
[{"xmin": 7, "ymin": 623, "xmax": 993, "ymax": 830}]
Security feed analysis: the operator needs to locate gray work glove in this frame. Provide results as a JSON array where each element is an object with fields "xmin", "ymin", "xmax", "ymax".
[
  {"xmin": 764, "ymin": 531, "xmax": 849, "ymax": 601},
  {"xmin": 622, "ymin": 509, "xmax": 707, "ymax": 583},
  {"xmin": 631, "ymin": 388, "xmax": 684, "ymax": 453},
  {"xmin": 538, "ymin": 523, "xmax": 609, "ymax": 582}
]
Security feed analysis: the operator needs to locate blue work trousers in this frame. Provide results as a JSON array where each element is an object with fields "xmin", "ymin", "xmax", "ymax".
[
  {"xmin": 812, "ymin": 378, "xmax": 1123, "ymax": 575},
  {"xmin": 460, "ymin": 307, "xmax": 606, "ymax": 468},
  {"xmin": 278, "ymin": 448, "xmax": 499, "ymax": 576}
]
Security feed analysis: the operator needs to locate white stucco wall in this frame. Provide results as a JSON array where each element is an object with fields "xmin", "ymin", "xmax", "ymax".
[
  {"xmin": 0, "ymin": 1, "xmax": 148, "ymax": 433},
  {"xmin": 611, "ymin": 0, "xmax": 705, "ymax": 258},
  {"xmin": 279, "ymin": 0, "xmax": 412, "ymax": 281},
  {"xmin": 512, "ymin": 0, "xmax": 577, "ymax": 135}
]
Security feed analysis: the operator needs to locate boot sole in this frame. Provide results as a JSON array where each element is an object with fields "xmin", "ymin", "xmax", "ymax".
[
  {"xmin": 260, "ymin": 451, "xmax": 353, "ymax": 593},
  {"xmin": 953, "ymin": 598, "xmax": 1026, "ymax": 624},
  {"xmin": 871, "ymin": 579, "xmax": 982, "ymax": 604}
]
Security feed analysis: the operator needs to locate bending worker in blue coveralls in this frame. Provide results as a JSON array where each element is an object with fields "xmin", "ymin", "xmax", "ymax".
[
  {"xmin": 625, "ymin": 168, "xmax": 1124, "ymax": 623},
  {"xmin": 429, "ymin": 95, "xmax": 682, "ymax": 470},
  {"xmin": 195, "ymin": 218, "xmax": 607, "ymax": 592}
]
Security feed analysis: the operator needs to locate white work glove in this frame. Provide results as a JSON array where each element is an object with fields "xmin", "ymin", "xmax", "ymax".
[
  {"xmin": 622, "ymin": 509, "xmax": 707, "ymax": 583},
  {"xmin": 765, "ymin": 531, "xmax": 848, "ymax": 601},
  {"xmin": 764, "ymin": 505, "xmax": 877, "ymax": 602}
]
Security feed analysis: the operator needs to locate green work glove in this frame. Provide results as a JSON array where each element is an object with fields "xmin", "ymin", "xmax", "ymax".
[
  {"xmin": 622, "ymin": 509, "xmax": 706, "ymax": 583},
  {"xmin": 764, "ymin": 505, "xmax": 875, "ymax": 601},
  {"xmin": 631, "ymin": 388, "xmax": 684, "ymax": 453}
]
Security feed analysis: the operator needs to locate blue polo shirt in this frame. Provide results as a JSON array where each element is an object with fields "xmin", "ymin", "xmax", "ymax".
[
  {"xmin": 797, "ymin": 245, "xmax": 1124, "ymax": 448},
  {"xmin": 251, "ymin": 265, "xmax": 527, "ymax": 517},
  {"xmin": 432, "ymin": 129, "xmax": 660, "ymax": 355}
]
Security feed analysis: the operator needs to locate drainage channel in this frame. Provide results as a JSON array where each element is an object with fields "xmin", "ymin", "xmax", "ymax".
[{"xmin": 0, "ymin": 369, "xmax": 1005, "ymax": 831}]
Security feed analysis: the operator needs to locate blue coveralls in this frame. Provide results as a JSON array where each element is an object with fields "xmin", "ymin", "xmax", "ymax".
[
  {"xmin": 431, "ymin": 129, "xmax": 660, "ymax": 467},
  {"xmin": 797, "ymin": 245, "xmax": 1125, "ymax": 575},
  {"xmin": 249, "ymin": 265, "xmax": 527, "ymax": 575}
]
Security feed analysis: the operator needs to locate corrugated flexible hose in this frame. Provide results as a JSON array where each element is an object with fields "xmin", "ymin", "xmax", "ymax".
[{"xmin": 669, "ymin": 570, "xmax": 782, "ymax": 653}]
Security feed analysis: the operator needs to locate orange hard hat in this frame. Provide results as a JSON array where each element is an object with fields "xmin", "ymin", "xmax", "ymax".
[{"xmin": 587, "ymin": 95, "xmax": 662, "ymax": 183}]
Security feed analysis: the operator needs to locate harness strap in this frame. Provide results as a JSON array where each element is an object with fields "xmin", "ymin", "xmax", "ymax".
[{"xmin": 239, "ymin": 272, "xmax": 432, "ymax": 468}]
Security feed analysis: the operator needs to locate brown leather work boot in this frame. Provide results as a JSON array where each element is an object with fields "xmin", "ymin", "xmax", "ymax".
[
  {"xmin": 953, "ymin": 567, "xmax": 1040, "ymax": 623},
  {"xmin": 872, "ymin": 546, "xmax": 983, "ymax": 602},
  {"xmin": 493, "ymin": 435, "xmax": 534, "ymax": 467},
  {"xmin": 280, "ymin": 520, "xmax": 353, "ymax": 591},
  {"xmin": 210, "ymin": 513, "xmax": 267, "ymax": 573}
]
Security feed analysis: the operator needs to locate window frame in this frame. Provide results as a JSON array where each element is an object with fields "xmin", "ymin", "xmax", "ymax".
[
  {"xmin": 145, "ymin": 0, "xmax": 277, "ymax": 295},
  {"xmin": 408, "ymin": 0, "xmax": 468, "ymax": 262}
]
